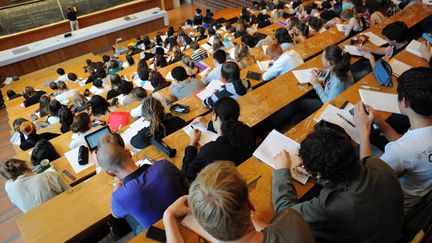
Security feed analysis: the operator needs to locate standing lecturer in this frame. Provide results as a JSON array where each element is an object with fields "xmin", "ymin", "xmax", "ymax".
[{"xmin": 67, "ymin": 5, "xmax": 79, "ymax": 31}]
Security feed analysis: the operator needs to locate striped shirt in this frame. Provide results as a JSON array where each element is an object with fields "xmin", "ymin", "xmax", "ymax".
[
  {"xmin": 191, "ymin": 49, "xmax": 208, "ymax": 62},
  {"xmin": 203, "ymin": 80, "xmax": 251, "ymax": 108}
]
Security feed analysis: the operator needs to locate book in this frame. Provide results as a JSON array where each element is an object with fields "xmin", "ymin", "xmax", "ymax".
[
  {"xmin": 292, "ymin": 69, "xmax": 314, "ymax": 84},
  {"xmin": 257, "ymin": 60, "xmax": 273, "ymax": 72},
  {"xmin": 344, "ymin": 45, "xmax": 363, "ymax": 56},
  {"xmin": 336, "ymin": 24, "xmax": 347, "ymax": 32},
  {"xmin": 389, "ymin": 59, "xmax": 411, "ymax": 77},
  {"xmin": 405, "ymin": 40, "xmax": 431, "ymax": 59},
  {"xmin": 359, "ymin": 89, "xmax": 401, "ymax": 114},
  {"xmin": 194, "ymin": 79, "xmax": 226, "ymax": 101},
  {"xmin": 253, "ymin": 130, "xmax": 310, "ymax": 184},
  {"xmin": 194, "ymin": 61, "xmax": 210, "ymax": 71},
  {"xmin": 183, "ymin": 123, "xmax": 219, "ymax": 146},
  {"xmin": 363, "ymin": 32, "xmax": 387, "ymax": 46}
]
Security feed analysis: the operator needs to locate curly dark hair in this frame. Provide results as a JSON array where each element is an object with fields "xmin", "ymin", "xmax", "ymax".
[
  {"xmin": 299, "ymin": 122, "xmax": 361, "ymax": 184},
  {"xmin": 397, "ymin": 67, "xmax": 432, "ymax": 117}
]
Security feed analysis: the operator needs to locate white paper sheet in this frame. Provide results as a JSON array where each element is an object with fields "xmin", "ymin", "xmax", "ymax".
[
  {"xmin": 314, "ymin": 104, "xmax": 360, "ymax": 144},
  {"xmin": 257, "ymin": 60, "xmax": 273, "ymax": 72},
  {"xmin": 292, "ymin": 69, "xmax": 314, "ymax": 84},
  {"xmin": 183, "ymin": 123, "xmax": 219, "ymax": 146},
  {"xmin": 64, "ymin": 146, "xmax": 95, "ymax": 174},
  {"xmin": 406, "ymin": 40, "xmax": 431, "ymax": 59},
  {"xmin": 133, "ymin": 78, "xmax": 155, "ymax": 91},
  {"xmin": 201, "ymin": 43, "xmax": 211, "ymax": 51},
  {"xmin": 336, "ymin": 24, "xmax": 347, "ymax": 32},
  {"xmin": 389, "ymin": 59, "xmax": 412, "ymax": 77},
  {"xmin": 165, "ymin": 71, "xmax": 174, "ymax": 81},
  {"xmin": 195, "ymin": 80, "xmax": 225, "ymax": 101},
  {"xmin": 229, "ymin": 48, "xmax": 236, "ymax": 60},
  {"xmin": 253, "ymin": 130, "xmax": 310, "ymax": 184},
  {"xmin": 363, "ymin": 32, "xmax": 387, "ymax": 46},
  {"xmin": 359, "ymin": 89, "xmax": 401, "ymax": 114},
  {"xmin": 344, "ymin": 45, "xmax": 363, "ymax": 56}
]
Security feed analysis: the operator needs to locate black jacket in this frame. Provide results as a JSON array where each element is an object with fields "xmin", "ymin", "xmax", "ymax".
[
  {"xmin": 182, "ymin": 133, "xmax": 256, "ymax": 181},
  {"xmin": 130, "ymin": 115, "xmax": 186, "ymax": 149},
  {"xmin": 20, "ymin": 132, "xmax": 60, "ymax": 151},
  {"xmin": 23, "ymin": 91, "xmax": 46, "ymax": 107}
]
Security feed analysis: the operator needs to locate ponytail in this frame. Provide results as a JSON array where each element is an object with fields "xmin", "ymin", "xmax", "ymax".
[
  {"xmin": 324, "ymin": 45, "xmax": 351, "ymax": 82},
  {"xmin": 141, "ymin": 97, "xmax": 166, "ymax": 137}
]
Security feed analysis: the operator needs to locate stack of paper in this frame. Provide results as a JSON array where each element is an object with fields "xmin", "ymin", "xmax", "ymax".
[
  {"xmin": 359, "ymin": 89, "xmax": 401, "ymax": 114},
  {"xmin": 313, "ymin": 103, "xmax": 360, "ymax": 144},
  {"xmin": 336, "ymin": 24, "xmax": 347, "ymax": 32},
  {"xmin": 64, "ymin": 147, "xmax": 95, "ymax": 174},
  {"xmin": 406, "ymin": 40, "xmax": 431, "ymax": 59},
  {"xmin": 257, "ymin": 60, "xmax": 273, "ymax": 72},
  {"xmin": 253, "ymin": 130, "xmax": 310, "ymax": 184},
  {"xmin": 344, "ymin": 45, "xmax": 363, "ymax": 56},
  {"xmin": 183, "ymin": 123, "xmax": 219, "ymax": 146},
  {"xmin": 292, "ymin": 69, "xmax": 314, "ymax": 84},
  {"xmin": 389, "ymin": 59, "xmax": 412, "ymax": 77},
  {"xmin": 194, "ymin": 80, "xmax": 226, "ymax": 101},
  {"xmin": 363, "ymin": 32, "xmax": 387, "ymax": 46}
]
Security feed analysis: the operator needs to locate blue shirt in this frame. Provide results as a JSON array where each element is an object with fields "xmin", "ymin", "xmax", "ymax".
[
  {"xmin": 313, "ymin": 68, "xmax": 353, "ymax": 103},
  {"xmin": 111, "ymin": 160, "xmax": 187, "ymax": 229}
]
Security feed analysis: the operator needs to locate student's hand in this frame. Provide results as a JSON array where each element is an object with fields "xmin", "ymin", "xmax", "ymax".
[
  {"xmin": 273, "ymin": 150, "xmax": 291, "ymax": 170},
  {"xmin": 164, "ymin": 195, "xmax": 190, "ymax": 219},
  {"xmin": 359, "ymin": 50, "xmax": 374, "ymax": 60},
  {"xmin": 354, "ymin": 101, "xmax": 374, "ymax": 132},
  {"xmin": 310, "ymin": 69, "xmax": 321, "ymax": 86},
  {"xmin": 189, "ymin": 129, "xmax": 201, "ymax": 146},
  {"xmin": 370, "ymin": 107, "xmax": 387, "ymax": 126},
  {"xmin": 191, "ymin": 116, "xmax": 208, "ymax": 126}
]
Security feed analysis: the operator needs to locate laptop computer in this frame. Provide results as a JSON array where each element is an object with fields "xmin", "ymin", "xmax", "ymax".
[{"xmin": 84, "ymin": 126, "xmax": 111, "ymax": 152}]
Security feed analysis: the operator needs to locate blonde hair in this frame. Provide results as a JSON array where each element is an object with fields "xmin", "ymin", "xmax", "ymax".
[
  {"xmin": 19, "ymin": 121, "xmax": 36, "ymax": 136},
  {"xmin": 141, "ymin": 96, "xmax": 166, "ymax": 137},
  {"xmin": 234, "ymin": 43, "xmax": 250, "ymax": 62},
  {"xmin": 181, "ymin": 55, "xmax": 195, "ymax": 69},
  {"xmin": 189, "ymin": 161, "xmax": 251, "ymax": 241},
  {"xmin": 72, "ymin": 90, "xmax": 86, "ymax": 106},
  {"xmin": 236, "ymin": 22, "xmax": 245, "ymax": 33},
  {"xmin": 173, "ymin": 46, "xmax": 182, "ymax": 58},
  {"xmin": 0, "ymin": 158, "xmax": 31, "ymax": 181}
]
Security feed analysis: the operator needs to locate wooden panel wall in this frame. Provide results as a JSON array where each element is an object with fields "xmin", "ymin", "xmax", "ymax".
[
  {"xmin": 0, "ymin": 18, "xmax": 165, "ymax": 77},
  {"xmin": 0, "ymin": 0, "xmax": 164, "ymax": 51}
]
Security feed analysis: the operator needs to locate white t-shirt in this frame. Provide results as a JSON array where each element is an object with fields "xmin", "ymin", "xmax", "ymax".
[
  {"xmin": 69, "ymin": 130, "xmax": 92, "ymax": 149},
  {"xmin": 5, "ymin": 172, "xmax": 70, "ymax": 212},
  {"xmin": 380, "ymin": 126, "xmax": 432, "ymax": 211}
]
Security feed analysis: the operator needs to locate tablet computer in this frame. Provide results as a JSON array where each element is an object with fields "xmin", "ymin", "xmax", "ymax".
[{"xmin": 84, "ymin": 126, "xmax": 111, "ymax": 152}]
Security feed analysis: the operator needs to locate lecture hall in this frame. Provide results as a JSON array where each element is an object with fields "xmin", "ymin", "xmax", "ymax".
[{"xmin": 0, "ymin": 0, "xmax": 432, "ymax": 242}]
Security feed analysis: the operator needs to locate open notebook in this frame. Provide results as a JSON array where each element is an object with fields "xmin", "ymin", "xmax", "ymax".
[
  {"xmin": 194, "ymin": 79, "xmax": 226, "ymax": 101},
  {"xmin": 183, "ymin": 123, "xmax": 219, "ymax": 146},
  {"xmin": 359, "ymin": 89, "xmax": 401, "ymax": 114}
]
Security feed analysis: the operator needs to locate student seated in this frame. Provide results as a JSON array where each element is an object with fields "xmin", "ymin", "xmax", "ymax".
[
  {"xmin": 181, "ymin": 55, "xmax": 199, "ymax": 77},
  {"xmin": 203, "ymin": 62, "xmax": 250, "ymax": 108},
  {"xmin": 272, "ymin": 121, "xmax": 404, "ymax": 241},
  {"xmin": 201, "ymin": 49, "xmax": 226, "ymax": 85},
  {"xmin": 23, "ymin": 87, "xmax": 46, "ymax": 107},
  {"xmin": 233, "ymin": 43, "xmax": 256, "ymax": 70},
  {"xmin": 0, "ymin": 158, "xmax": 70, "ymax": 213},
  {"xmin": 169, "ymin": 66, "xmax": 204, "ymax": 100},
  {"xmin": 274, "ymin": 28, "xmax": 294, "ymax": 51},
  {"xmin": 359, "ymin": 21, "xmax": 409, "ymax": 68},
  {"xmin": 340, "ymin": 9, "xmax": 365, "ymax": 37},
  {"xmin": 95, "ymin": 141, "xmax": 187, "ymax": 234},
  {"xmin": 89, "ymin": 78, "xmax": 106, "ymax": 95},
  {"xmin": 107, "ymin": 74, "xmax": 122, "ymax": 100},
  {"xmin": 163, "ymin": 161, "xmax": 315, "ymax": 242},
  {"xmin": 354, "ymin": 67, "xmax": 432, "ymax": 213},
  {"xmin": 122, "ymin": 87, "xmax": 147, "ymax": 106},
  {"xmin": 69, "ymin": 112, "xmax": 92, "ymax": 149},
  {"xmin": 292, "ymin": 22, "xmax": 309, "ymax": 43},
  {"xmin": 262, "ymin": 43, "xmax": 304, "ymax": 82},
  {"xmin": 310, "ymin": 45, "xmax": 353, "ymax": 103},
  {"xmin": 190, "ymin": 41, "xmax": 208, "ymax": 62},
  {"xmin": 308, "ymin": 17, "xmax": 326, "ymax": 36},
  {"xmin": 130, "ymin": 97, "xmax": 186, "ymax": 149},
  {"xmin": 30, "ymin": 140, "xmax": 60, "ymax": 166},
  {"xmin": 37, "ymin": 95, "xmax": 51, "ymax": 118},
  {"xmin": 116, "ymin": 80, "xmax": 134, "ymax": 105},
  {"xmin": 149, "ymin": 71, "xmax": 171, "ymax": 92},
  {"xmin": 182, "ymin": 98, "xmax": 256, "ymax": 181},
  {"xmin": 19, "ymin": 121, "xmax": 59, "ymax": 151},
  {"xmin": 71, "ymin": 90, "xmax": 89, "ymax": 113},
  {"xmin": 55, "ymin": 68, "xmax": 68, "ymax": 83},
  {"xmin": 193, "ymin": 8, "xmax": 203, "ymax": 25},
  {"xmin": 47, "ymin": 99, "xmax": 62, "ymax": 125},
  {"xmin": 10, "ymin": 118, "xmax": 28, "ymax": 146},
  {"xmin": 107, "ymin": 60, "xmax": 124, "ymax": 75},
  {"xmin": 168, "ymin": 46, "xmax": 183, "ymax": 65},
  {"xmin": 59, "ymin": 107, "xmax": 73, "ymax": 133},
  {"xmin": 89, "ymin": 95, "xmax": 110, "ymax": 117}
]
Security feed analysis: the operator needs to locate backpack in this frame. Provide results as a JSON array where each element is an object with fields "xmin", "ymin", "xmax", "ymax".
[{"xmin": 373, "ymin": 59, "xmax": 393, "ymax": 87}]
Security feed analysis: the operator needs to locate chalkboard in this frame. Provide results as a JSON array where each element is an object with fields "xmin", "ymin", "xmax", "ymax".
[
  {"xmin": 0, "ymin": 0, "xmax": 135, "ymax": 35},
  {"xmin": 0, "ymin": 0, "xmax": 64, "ymax": 34}
]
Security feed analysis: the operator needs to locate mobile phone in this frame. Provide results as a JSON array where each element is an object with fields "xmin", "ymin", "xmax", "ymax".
[
  {"xmin": 246, "ymin": 71, "xmax": 261, "ymax": 81},
  {"xmin": 146, "ymin": 226, "xmax": 166, "ymax": 242}
]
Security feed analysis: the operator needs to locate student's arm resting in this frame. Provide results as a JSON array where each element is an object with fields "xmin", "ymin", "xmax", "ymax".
[
  {"xmin": 163, "ymin": 196, "xmax": 190, "ymax": 243},
  {"xmin": 272, "ymin": 168, "xmax": 298, "ymax": 213}
]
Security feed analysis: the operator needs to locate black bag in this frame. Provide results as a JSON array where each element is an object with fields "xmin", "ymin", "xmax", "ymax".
[{"xmin": 78, "ymin": 145, "xmax": 89, "ymax": 165}]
